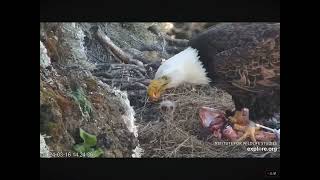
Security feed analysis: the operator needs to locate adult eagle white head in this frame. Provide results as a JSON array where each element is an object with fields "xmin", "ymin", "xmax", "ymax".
[
  {"xmin": 147, "ymin": 47, "xmax": 210, "ymax": 101},
  {"xmin": 147, "ymin": 23, "xmax": 280, "ymax": 121}
]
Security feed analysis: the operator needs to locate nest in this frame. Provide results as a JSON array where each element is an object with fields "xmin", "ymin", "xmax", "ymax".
[{"xmin": 136, "ymin": 84, "xmax": 280, "ymax": 158}]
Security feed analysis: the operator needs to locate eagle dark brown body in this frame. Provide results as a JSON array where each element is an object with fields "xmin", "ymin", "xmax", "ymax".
[{"xmin": 189, "ymin": 23, "xmax": 280, "ymax": 120}]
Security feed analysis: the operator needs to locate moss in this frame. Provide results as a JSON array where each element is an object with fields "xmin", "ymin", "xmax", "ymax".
[
  {"xmin": 40, "ymin": 104, "xmax": 55, "ymax": 133},
  {"xmin": 41, "ymin": 84, "xmax": 74, "ymax": 115},
  {"xmin": 48, "ymin": 122, "xmax": 63, "ymax": 143},
  {"xmin": 40, "ymin": 109, "xmax": 61, "ymax": 142},
  {"xmin": 40, "ymin": 86, "xmax": 62, "ymax": 132},
  {"xmin": 48, "ymin": 121, "xmax": 59, "ymax": 130},
  {"xmin": 70, "ymin": 87, "xmax": 93, "ymax": 117},
  {"xmin": 85, "ymin": 78, "xmax": 98, "ymax": 92},
  {"xmin": 40, "ymin": 85, "xmax": 68, "ymax": 142},
  {"xmin": 55, "ymin": 93, "xmax": 73, "ymax": 115},
  {"xmin": 89, "ymin": 93, "xmax": 105, "ymax": 110},
  {"xmin": 40, "ymin": 86, "xmax": 56, "ymax": 104}
]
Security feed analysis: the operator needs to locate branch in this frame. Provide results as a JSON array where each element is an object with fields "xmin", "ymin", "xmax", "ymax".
[
  {"xmin": 127, "ymin": 90, "xmax": 147, "ymax": 96},
  {"xmin": 148, "ymin": 25, "xmax": 189, "ymax": 47},
  {"xmin": 110, "ymin": 64, "xmax": 147, "ymax": 74},
  {"xmin": 164, "ymin": 35, "xmax": 189, "ymax": 47},
  {"xmin": 120, "ymin": 82, "xmax": 147, "ymax": 90},
  {"xmin": 93, "ymin": 27, "xmax": 144, "ymax": 67},
  {"xmin": 98, "ymin": 77, "xmax": 148, "ymax": 84},
  {"xmin": 92, "ymin": 71, "xmax": 113, "ymax": 79}
]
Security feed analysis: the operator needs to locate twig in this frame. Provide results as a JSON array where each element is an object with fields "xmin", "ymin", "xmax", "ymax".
[
  {"xmin": 164, "ymin": 35, "xmax": 189, "ymax": 47},
  {"xmin": 94, "ymin": 28, "xmax": 130, "ymax": 63},
  {"xmin": 93, "ymin": 27, "xmax": 144, "ymax": 67},
  {"xmin": 231, "ymin": 82, "xmax": 264, "ymax": 93},
  {"xmin": 129, "ymin": 58, "xmax": 144, "ymax": 67},
  {"xmin": 127, "ymin": 90, "xmax": 147, "ymax": 96},
  {"xmin": 148, "ymin": 25, "xmax": 189, "ymax": 47},
  {"xmin": 130, "ymin": 54, "xmax": 150, "ymax": 64},
  {"xmin": 120, "ymin": 82, "xmax": 147, "ymax": 90},
  {"xmin": 139, "ymin": 79, "xmax": 151, "ymax": 86},
  {"xmin": 139, "ymin": 44, "xmax": 162, "ymax": 52},
  {"xmin": 169, "ymin": 137, "xmax": 190, "ymax": 157},
  {"xmin": 139, "ymin": 121, "xmax": 152, "ymax": 132},
  {"xmin": 130, "ymin": 68, "xmax": 146, "ymax": 79},
  {"xmin": 92, "ymin": 72, "xmax": 113, "ymax": 79},
  {"xmin": 99, "ymin": 77, "xmax": 147, "ymax": 83},
  {"xmin": 111, "ymin": 64, "xmax": 146, "ymax": 73},
  {"xmin": 95, "ymin": 63, "xmax": 111, "ymax": 70},
  {"xmin": 166, "ymin": 46, "xmax": 186, "ymax": 54}
]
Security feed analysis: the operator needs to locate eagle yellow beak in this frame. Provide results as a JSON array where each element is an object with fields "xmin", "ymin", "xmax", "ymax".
[
  {"xmin": 150, "ymin": 92, "xmax": 160, "ymax": 102},
  {"xmin": 147, "ymin": 76, "xmax": 170, "ymax": 102},
  {"xmin": 147, "ymin": 81, "xmax": 161, "ymax": 102},
  {"xmin": 147, "ymin": 79, "xmax": 169, "ymax": 102}
]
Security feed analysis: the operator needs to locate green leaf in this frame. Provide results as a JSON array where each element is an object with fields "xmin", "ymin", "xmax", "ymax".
[
  {"xmin": 70, "ymin": 88, "xmax": 93, "ymax": 116},
  {"xmin": 79, "ymin": 128, "xmax": 97, "ymax": 147},
  {"xmin": 88, "ymin": 148, "xmax": 104, "ymax": 158},
  {"xmin": 73, "ymin": 128, "xmax": 104, "ymax": 158},
  {"xmin": 73, "ymin": 144, "xmax": 89, "ymax": 153}
]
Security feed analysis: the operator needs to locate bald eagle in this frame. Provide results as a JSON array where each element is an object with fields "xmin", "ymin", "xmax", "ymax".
[{"xmin": 147, "ymin": 23, "xmax": 280, "ymax": 122}]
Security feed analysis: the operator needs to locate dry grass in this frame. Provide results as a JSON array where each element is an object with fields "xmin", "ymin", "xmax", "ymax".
[{"xmin": 136, "ymin": 84, "xmax": 280, "ymax": 158}]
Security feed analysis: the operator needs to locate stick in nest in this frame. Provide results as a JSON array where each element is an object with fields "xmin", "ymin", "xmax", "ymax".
[
  {"xmin": 93, "ymin": 27, "xmax": 144, "ymax": 67},
  {"xmin": 111, "ymin": 64, "xmax": 147, "ymax": 73},
  {"xmin": 148, "ymin": 25, "xmax": 189, "ymax": 47},
  {"xmin": 120, "ymin": 82, "xmax": 147, "ymax": 90},
  {"xmin": 139, "ymin": 86, "xmax": 277, "ymax": 158},
  {"xmin": 169, "ymin": 137, "xmax": 190, "ymax": 157},
  {"xmin": 137, "ymin": 85, "xmax": 242, "ymax": 157}
]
